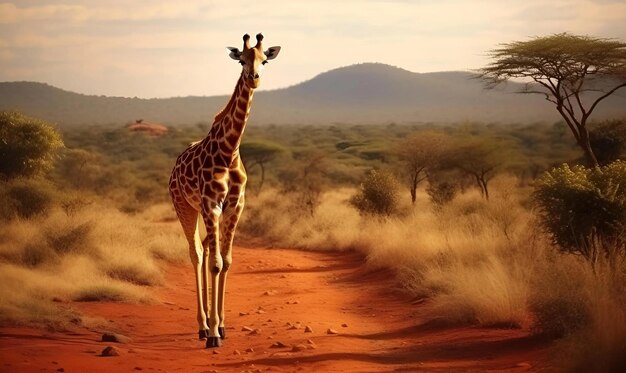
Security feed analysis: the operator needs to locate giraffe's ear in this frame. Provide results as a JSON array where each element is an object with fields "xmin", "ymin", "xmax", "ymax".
[
  {"xmin": 227, "ymin": 47, "xmax": 242, "ymax": 61},
  {"xmin": 264, "ymin": 46, "xmax": 281, "ymax": 60}
]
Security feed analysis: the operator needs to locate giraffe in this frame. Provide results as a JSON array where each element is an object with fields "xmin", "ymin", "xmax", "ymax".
[{"xmin": 168, "ymin": 33, "xmax": 281, "ymax": 348}]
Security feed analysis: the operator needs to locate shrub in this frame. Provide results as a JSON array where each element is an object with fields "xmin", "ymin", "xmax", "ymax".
[
  {"xmin": 590, "ymin": 118, "xmax": 626, "ymax": 166},
  {"xmin": 350, "ymin": 169, "xmax": 400, "ymax": 216},
  {"xmin": 0, "ymin": 178, "xmax": 55, "ymax": 219},
  {"xmin": 427, "ymin": 181, "xmax": 458, "ymax": 207},
  {"xmin": 0, "ymin": 111, "xmax": 64, "ymax": 180},
  {"xmin": 533, "ymin": 161, "xmax": 626, "ymax": 267}
]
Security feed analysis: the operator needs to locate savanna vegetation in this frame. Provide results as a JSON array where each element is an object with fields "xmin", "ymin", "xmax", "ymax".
[{"xmin": 1, "ymin": 33, "xmax": 625, "ymax": 372}]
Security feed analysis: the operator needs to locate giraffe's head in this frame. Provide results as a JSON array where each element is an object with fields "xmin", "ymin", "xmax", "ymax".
[{"xmin": 228, "ymin": 33, "xmax": 281, "ymax": 90}]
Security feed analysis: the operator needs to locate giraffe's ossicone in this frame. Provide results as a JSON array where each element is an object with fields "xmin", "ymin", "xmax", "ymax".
[{"xmin": 168, "ymin": 33, "xmax": 281, "ymax": 348}]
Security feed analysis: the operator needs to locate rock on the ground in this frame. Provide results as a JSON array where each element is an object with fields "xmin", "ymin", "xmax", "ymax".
[
  {"xmin": 101, "ymin": 333, "xmax": 131, "ymax": 344},
  {"xmin": 248, "ymin": 329, "xmax": 261, "ymax": 335},
  {"xmin": 327, "ymin": 328, "xmax": 339, "ymax": 335},
  {"xmin": 246, "ymin": 347, "xmax": 255, "ymax": 353},
  {"xmin": 242, "ymin": 326, "xmax": 254, "ymax": 332},
  {"xmin": 270, "ymin": 341, "xmax": 288, "ymax": 348},
  {"xmin": 101, "ymin": 346, "xmax": 121, "ymax": 357},
  {"xmin": 341, "ymin": 323, "xmax": 348, "ymax": 327},
  {"xmin": 304, "ymin": 326, "xmax": 313, "ymax": 333},
  {"xmin": 291, "ymin": 344, "xmax": 308, "ymax": 352}
]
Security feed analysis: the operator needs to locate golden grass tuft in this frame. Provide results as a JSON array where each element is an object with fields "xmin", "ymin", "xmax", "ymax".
[{"xmin": 0, "ymin": 202, "xmax": 182, "ymax": 328}]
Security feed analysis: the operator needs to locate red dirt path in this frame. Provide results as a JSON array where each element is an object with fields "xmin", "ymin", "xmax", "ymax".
[{"xmin": 0, "ymin": 246, "xmax": 554, "ymax": 372}]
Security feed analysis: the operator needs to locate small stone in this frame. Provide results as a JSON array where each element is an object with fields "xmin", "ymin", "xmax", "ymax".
[
  {"xmin": 134, "ymin": 368, "xmax": 143, "ymax": 371},
  {"xmin": 248, "ymin": 329, "xmax": 261, "ymax": 335},
  {"xmin": 287, "ymin": 325, "xmax": 299, "ymax": 330},
  {"xmin": 57, "ymin": 369, "xmax": 64, "ymax": 372},
  {"xmin": 242, "ymin": 326, "xmax": 254, "ymax": 332},
  {"xmin": 233, "ymin": 350, "xmax": 241, "ymax": 355},
  {"xmin": 280, "ymin": 274, "xmax": 287, "ymax": 278},
  {"xmin": 327, "ymin": 328, "xmax": 339, "ymax": 335},
  {"xmin": 246, "ymin": 347, "xmax": 255, "ymax": 353},
  {"xmin": 304, "ymin": 326, "xmax": 313, "ymax": 333},
  {"xmin": 267, "ymin": 319, "xmax": 272, "ymax": 322},
  {"xmin": 341, "ymin": 323, "xmax": 348, "ymax": 328},
  {"xmin": 291, "ymin": 344, "xmax": 307, "ymax": 352},
  {"xmin": 212, "ymin": 350, "xmax": 220, "ymax": 355},
  {"xmin": 292, "ymin": 301, "xmax": 299, "ymax": 304},
  {"xmin": 101, "ymin": 333, "xmax": 131, "ymax": 344},
  {"xmin": 263, "ymin": 291, "xmax": 272, "ymax": 296},
  {"xmin": 270, "ymin": 341, "xmax": 288, "ymax": 348},
  {"xmin": 239, "ymin": 312, "xmax": 249, "ymax": 316},
  {"xmin": 101, "ymin": 346, "xmax": 121, "ymax": 357},
  {"xmin": 256, "ymin": 309, "xmax": 266, "ymax": 314},
  {"xmin": 306, "ymin": 339, "xmax": 315, "ymax": 345}
]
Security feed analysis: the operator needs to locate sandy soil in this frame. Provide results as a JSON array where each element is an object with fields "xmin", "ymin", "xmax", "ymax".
[{"xmin": 0, "ymin": 246, "xmax": 554, "ymax": 372}]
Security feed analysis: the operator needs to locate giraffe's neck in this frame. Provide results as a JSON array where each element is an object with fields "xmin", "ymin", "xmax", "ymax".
[{"xmin": 207, "ymin": 73, "xmax": 254, "ymax": 160}]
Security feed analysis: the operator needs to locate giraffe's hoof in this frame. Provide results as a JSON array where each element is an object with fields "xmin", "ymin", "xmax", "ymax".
[
  {"xmin": 218, "ymin": 327, "xmax": 225, "ymax": 339},
  {"xmin": 205, "ymin": 336, "xmax": 223, "ymax": 348},
  {"xmin": 199, "ymin": 329, "xmax": 208, "ymax": 340}
]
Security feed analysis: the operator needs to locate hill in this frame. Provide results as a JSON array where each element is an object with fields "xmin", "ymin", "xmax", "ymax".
[{"xmin": 1, "ymin": 63, "xmax": 624, "ymax": 126}]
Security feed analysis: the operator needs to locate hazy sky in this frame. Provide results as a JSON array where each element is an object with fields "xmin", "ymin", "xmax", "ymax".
[{"xmin": 1, "ymin": 0, "xmax": 625, "ymax": 98}]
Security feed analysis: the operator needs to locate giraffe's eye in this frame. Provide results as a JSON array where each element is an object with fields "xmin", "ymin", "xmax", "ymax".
[
  {"xmin": 239, "ymin": 60, "xmax": 245, "ymax": 66},
  {"xmin": 262, "ymin": 60, "xmax": 268, "ymax": 65}
]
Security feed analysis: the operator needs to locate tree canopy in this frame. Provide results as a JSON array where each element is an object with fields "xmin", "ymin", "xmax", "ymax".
[
  {"xmin": 480, "ymin": 33, "xmax": 626, "ymax": 167},
  {"xmin": 0, "ymin": 111, "xmax": 64, "ymax": 180}
]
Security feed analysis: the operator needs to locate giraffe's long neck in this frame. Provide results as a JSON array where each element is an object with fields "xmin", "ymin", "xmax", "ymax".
[{"xmin": 208, "ymin": 73, "xmax": 254, "ymax": 160}]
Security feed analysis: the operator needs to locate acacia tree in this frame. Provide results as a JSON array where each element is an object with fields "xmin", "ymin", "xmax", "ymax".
[
  {"xmin": 447, "ymin": 138, "xmax": 503, "ymax": 200},
  {"xmin": 396, "ymin": 132, "xmax": 451, "ymax": 204},
  {"xmin": 240, "ymin": 141, "xmax": 286, "ymax": 192},
  {"xmin": 480, "ymin": 33, "xmax": 626, "ymax": 167}
]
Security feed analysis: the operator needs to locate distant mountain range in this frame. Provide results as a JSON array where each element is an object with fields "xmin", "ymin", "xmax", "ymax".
[{"xmin": 1, "ymin": 63, "xmax": 624, "ymax": 127}]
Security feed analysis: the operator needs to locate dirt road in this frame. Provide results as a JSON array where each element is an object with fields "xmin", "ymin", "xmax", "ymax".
[{"xmin": 0, "ymin": 246, "xmax": 552, "ymax": 372}]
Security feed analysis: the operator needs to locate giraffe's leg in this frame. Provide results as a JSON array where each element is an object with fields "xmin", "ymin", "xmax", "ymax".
[
  {"xmin": 217, "ymin": 195, "xmax": 245, "ymax": 339},
  {"xmin": 201, "ymin": 246, "xmax": 210, "ymax": 333},
  {"xmin": 201, "ymin": 203, "xmax": 224, "ymax": 348},
  {"xmin": 172, "ymin": 199, "xmax": 209, "ymax": 339}
]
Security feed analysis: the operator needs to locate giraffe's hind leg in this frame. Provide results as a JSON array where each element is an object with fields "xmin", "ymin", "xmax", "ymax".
[
  {"xmin": 172, "ymin": 196, "xmax": 209, "ymax": 339},
  {"xmin": 216, "ymin": 194, "xmax": 245, "ymax": 340}
]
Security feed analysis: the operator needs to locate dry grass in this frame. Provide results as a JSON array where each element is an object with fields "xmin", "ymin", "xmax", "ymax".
[
  {"xmin": 0, "ymin": 202, "xmax": 185, "ymax": 329},
  {"xmin": 241, "ymin": 176, "xmax": 539, "ymax": 327},
  {"xmin": 240, "ymin": 175, "xmax": 626, "ymax": 369}
]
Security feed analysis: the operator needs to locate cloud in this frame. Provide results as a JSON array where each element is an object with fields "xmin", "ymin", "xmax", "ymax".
[{"xmin": 0, "ymin": 0, "xmax": 624, "ymax": 97}]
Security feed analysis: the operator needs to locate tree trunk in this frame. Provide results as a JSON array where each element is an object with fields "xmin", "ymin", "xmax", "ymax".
[
  {"xmin": 410, "ymin": 172, "xmax": 418, "ymax": 204},
  {"xmin": 259, "ymin": 162, "xmax": 265, "ymax": 192},
  {"xmin": 579, "ymin": 128, "xmax": 600, "ymax": 168},
  {"xmin": 481, "ymin": 178, "xmax": 489, "ymax": 201}
]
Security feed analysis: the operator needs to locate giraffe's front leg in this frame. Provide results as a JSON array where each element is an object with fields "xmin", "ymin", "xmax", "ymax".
[
  {"xmin": 217, "ymin": 195, "xmax": 245, "ymax": 340},
  {"xmin": 202, "ymin": 204, "xmax": 224, "ymax": 348}
]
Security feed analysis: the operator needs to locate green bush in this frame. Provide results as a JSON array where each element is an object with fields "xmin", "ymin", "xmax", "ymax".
[
  {"xmin": 0, "ymin": 111, "xmax": 64, "ymax": 180},
  {"xmin": 350, "ymin": 169, "xmax": 400, "ymax": 216},
  {"xmin": 534, "ymin": 161, "xmax": 626, "ymax": 266}
]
